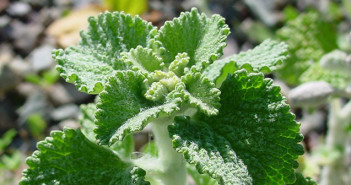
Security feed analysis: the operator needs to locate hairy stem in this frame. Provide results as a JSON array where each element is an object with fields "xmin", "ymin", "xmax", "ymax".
[
  {"xmin": 320, "ymin": 98, "xmax": 348, "ymax": 185},
  {"xmin": 133, "ymin": 117, "xmax": 187, "ymax": 185}
]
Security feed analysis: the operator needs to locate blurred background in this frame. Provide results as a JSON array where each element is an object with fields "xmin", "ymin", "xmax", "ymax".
[{"xmin": 1, "ymin": 0, "xmax": 351, "ymax": 184}]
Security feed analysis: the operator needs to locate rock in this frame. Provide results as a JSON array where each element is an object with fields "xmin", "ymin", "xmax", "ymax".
[
  {"xmin": 6, "ymin": 2, "xmax": 31, "ymax": 17},
  {"xmin": 29, "ymin": 44, "xmax": 55, "ymax": 72},
  {"xmin": 50, "ymin": 104, "xmax": 80, "ymax": 121},
  {"xmin": 47, "ymin": 84, "xmax": 73, "ymax": 105},
  {"xmin": 22, "ymin": 0, "xmax": 54, "ymax": 7},
  {"xmin": 0, "ymin": 15, "xmax": 10, "ymax": 28},
  {"xmin": 0, "ymin": 45, "xmax": 20, "ymax": 97},
  {"xmin": 0, "ymin": 0, "xmax": 9, "ymax": 12},
  {"xmin": 16, "ymin": 82, "xmax": 38, "ymax": 97},
  {"xmin": 0, "ymin": 99, "xmax": 16, "ymax": 130},
  {"xmin": 58, "ymin": 119, "xmax": 80, "ymax": 130},
  {"xmin": 54, "ymin": 0, "xmax": 72, "ymax": 6},
  {"xmin": 8, "ymin": 56, "xmax": 31, "ymax": 76},
  {"xmin": 10, "ymin": 20, "xmax": 43, "ymax": 53},
  {"xmin": 37, "ymin": 8, "xmax": 63, "ymax": 27},
  {"xmin": 17, "ymin": 91, "xmax": 51, "ymax": 125},
  {"xmin": 0, "ymin": 16, "xmax": 11, "ymax": 41},
  {"xmin": 47, "ymin": 83, "xmax": 92, "ymax": 105}
]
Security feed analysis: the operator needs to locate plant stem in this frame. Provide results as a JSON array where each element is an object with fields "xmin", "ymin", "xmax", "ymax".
[
  {"xmin": 320, "ymin": 98, "xmax": 348, "ymax": 185},
  {"xmin": 134, "ymin": 117, "xmax": 187, "ymax": 185}
]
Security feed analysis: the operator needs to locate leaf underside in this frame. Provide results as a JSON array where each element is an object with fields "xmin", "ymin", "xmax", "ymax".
[
  {"xmin": 20, "ymin": 128, "xmax": 149, "ymax": 185},
  {"xmin": 169, "ymin": 70, "xmax": 304, "ymax": 185},
  {"xmin": 54, "ymin": 12, "xmax": 156, "ymax": 94},
  {"xmin": 204, "ymin": 39, "xmax": 288, "ymax": 86}
]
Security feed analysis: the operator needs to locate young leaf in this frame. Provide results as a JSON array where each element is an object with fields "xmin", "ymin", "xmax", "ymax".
[
  {"xmin": 204, "ymin": 39, "xmax": 288, "ymax": 86},
  {"xmin": 20, "ymin": 128, "xmax": 149, "ymax": 185},
  {"xmin": 169, "ymin": 70, "xmax": 304, "ymax": 185},
  {"xmin": 95, "ymin": 70, "xmax": 181, "ymax": 145},
  {"xmin": 53, "ymin": 12, "xmax": 156, "ymax": 94},
  {"xmin": 179, "ymin": 71, "xmax": 221, "ymax": 116},
  {"xmin": 153, "ymin": 8, "xmax": 229, "ymax": 70},
  {"xmin": 121, "ymin": 46, "xmax": 164, "ymax": 73}
]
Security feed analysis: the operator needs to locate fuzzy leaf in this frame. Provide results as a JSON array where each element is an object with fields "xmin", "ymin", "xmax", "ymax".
[
  {"xmin": 20, "ymin": 128, "xmax": 149, "ymax": 185},
  {"xmin": 121, "ymin": 46, "xmax": 164, "ymax": 73},
  {"xmin": 95, "ymin": 71, "xmax": 181, "ymax": 145},
  {"xmin": 300, "ymin": 64, "xmax": 351, "ymax": 89},
  {"xmin": 153, "ymin": 8, "xmax": 229, "ymax": 70},
  {"xmin": 178, "ymin": 72, "xmax": 221, "ymax": 116},
  {"xmin": 53, "ymin": 12, "xmax": 156, "ymax": 94},
  {"xmin": 287, "ymin": 173, "xmax": 316, "ymax": 185},
  {"xmin": 169, "ymin": 70, "xmax": 304, "ymax": 185},
  {"xmin": 79, "ymin": 103, "xmax": 97, "ymax": 141},
  {"xmin": 204, "ymin": 39, "xmax": 288, "ymax": 86},
  {"xmin": 187, "ymin": 164, "xmax": 218, "ymax": 185},
  {"xmin": 276, "ymin": 11, "xmax": 338, "ymax": 85}
]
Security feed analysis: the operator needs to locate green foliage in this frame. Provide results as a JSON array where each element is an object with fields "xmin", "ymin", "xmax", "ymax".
[
  {"xmin": 287, "ymin": 173, "xmax": 317, "ymax": 185},
  {"xmin": 0, "ymin": 129, "xmax": 21, "ymax": 171},
  {"xmin": 204, "ymin": 39, "xmax": 288, "ymax": 86},
  {"xmin": 53, "ymin": 11, "xmax": 156, "ymax": 94},
  {"xmin": 20, "ymin": 128, "xmax": 149, "ymax": 185},
  {"xmin": 24, "ymin": 68, "xmax": 60, "ymax": 86},
  {"xmin": 22, "ymin": 8, "xmax": 307, "ymax": 185},
  {"xmin": 103, "ymin": 0, "xmax": 148, "ymax": 15},
  {"xmin": 170, "ymin": 70, "xmax": 303, "ymax": 185},
  {"xmin": 27, "ymin": 114, "xmax": 47, "ymax": 140},
  {"xmin": 0, "ymin": 129, "xmax": 16, "ymax": 152},
  {"xmin": 276, "ymin": 11, "xmax": 338, "ymax": 85}
]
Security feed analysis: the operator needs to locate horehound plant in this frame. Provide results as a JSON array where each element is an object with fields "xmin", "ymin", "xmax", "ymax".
[
  {"xmin": 288, "ymin": 50, "xmax": 351, "ymax": 185},
  {"xmin": 20, "ymin": 8, "xmax": 312, "ymax": 185}
]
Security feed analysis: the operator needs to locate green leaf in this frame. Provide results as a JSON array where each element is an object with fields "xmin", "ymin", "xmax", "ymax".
[
  {"xmin": 53, "ymin": 12, "xmax": 156, "ymax": 94},
  {"xmin": 169, "ymin": 53, "xmax": 190, "ymax": 77},
  {"xmin": 276, "ymin": 11, "xmax": 338, "ymax": 85},
  {"xmin": 187, "ymin": 164, "xmax": 218, "ymax": 185},
  {"xmin": 121, "ymin": 46, "xmax": 164, "ymax": 73},
  {"xmin": 0, "ymin": 150, "xmax": 21, "ymax": 170},
  {"xmin": 79, "ymin": 103, "xmax": 97, "ymax": 141},
  {"xmin": 300, "ymin": 64, "xmax": 351, "ymax": 89},
  {"xmin": 287, "ymin": 173, "xmax": 316, "ymax": 185},
  {"xmin": 95, "ymin": 71, "xmax": 181, "ymax": 145},
  {"xmin": 80, "ymin": 104, "xmax": 135, "ymax": 160},
  {"xmin": 179, "ymin": 71, "xmax": 221, "ymax": 116},
  {"xmin": 204, "ymin": 39, "xmax": 288, "ymax": 86},
  {"xmin": 152, "ymin": 8, "xmax": 229, "ymax": 70},
  {"xmin": 20, "ymin": 128, "xmax": 149, "ymax": 185},
  {"xmin": 27, "ymin": 114, "xmax": 47, "ymax": 140},
  {"xmin": 103, "ymin": 0, "xmax": 148, "ymax": 15},
  {"xmin": 0, "ymin": 129, "xmax": 16, "ymax": 152},
  {"xmin": 169, "ymin": 70, "xmax": 304, "ymax": 185}
]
